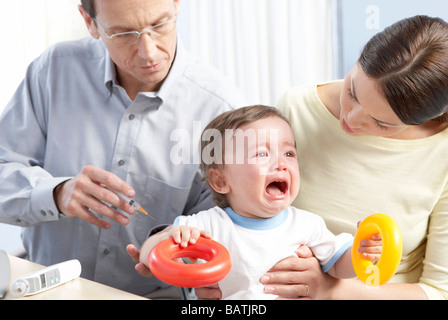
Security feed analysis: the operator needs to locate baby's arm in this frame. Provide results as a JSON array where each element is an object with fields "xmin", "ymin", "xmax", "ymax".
[
  {"xmin": 139, "ymin": 225, "xmax": 173, "ymax": 268},
  {"xmin": 139, "ymin": 225, "xmax": 212, "ymax": 268},
  {"xmin": 328, "ymin": 234, "xmax": 382, "ymax": 279}
]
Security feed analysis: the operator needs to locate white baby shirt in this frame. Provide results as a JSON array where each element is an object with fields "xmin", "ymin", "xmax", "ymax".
[{"xmin": 174, "ymin": 206, "xmax": 353, "ymax": 299}]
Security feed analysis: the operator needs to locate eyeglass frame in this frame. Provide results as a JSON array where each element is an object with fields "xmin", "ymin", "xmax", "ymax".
[{"xmin": 93, "ymin": 15, "xmax": 178, "ymax": 45}]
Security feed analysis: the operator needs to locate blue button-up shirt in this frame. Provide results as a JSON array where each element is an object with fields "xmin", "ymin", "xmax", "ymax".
[{"xmin": 0, "ymin": 37, "xmax": 245, "ymax": 295}]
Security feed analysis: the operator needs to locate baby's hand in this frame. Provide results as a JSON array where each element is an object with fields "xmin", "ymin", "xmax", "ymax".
[
  {"xmin": 169, "ymin": 225, "xmax": 212, "ymax": 248},
  {"xmin": 358, "ymin": 233, "xmax": 382, "ymax": 262}
]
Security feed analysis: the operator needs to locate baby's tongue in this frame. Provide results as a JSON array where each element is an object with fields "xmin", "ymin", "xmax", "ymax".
[{"xmin": 266, "ymin": 183, "xmax": 282, "ymax": 195}]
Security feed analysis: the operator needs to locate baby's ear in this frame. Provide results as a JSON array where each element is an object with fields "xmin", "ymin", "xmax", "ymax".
[{"xmin": 207, "ymin": 168, "xmax": 230, "ymax": 194}]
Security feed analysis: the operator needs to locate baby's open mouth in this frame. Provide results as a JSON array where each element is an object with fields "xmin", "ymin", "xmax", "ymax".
[{"xmin": 266, "ymin": 181, "xmax": 288, "ymax": 195}]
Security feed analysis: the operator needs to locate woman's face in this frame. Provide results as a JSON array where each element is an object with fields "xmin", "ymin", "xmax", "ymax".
[{"xmin": 339, "ymin": 63, "xmax": 409, "ymax": 138}]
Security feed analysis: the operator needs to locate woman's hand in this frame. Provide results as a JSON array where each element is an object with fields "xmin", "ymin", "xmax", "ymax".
[
  {"xmin": 197, "ymin": 245, "xmax": 339, "ymax": 300},
  {"xmin": 260, "ymin": 245, "xmax": 337, "ymax": 299}
]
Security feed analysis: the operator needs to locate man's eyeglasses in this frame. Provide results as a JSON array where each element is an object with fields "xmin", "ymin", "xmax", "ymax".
[{"xmin": 93, "ymin": 16, "xmax": 177, "ymax": 46}]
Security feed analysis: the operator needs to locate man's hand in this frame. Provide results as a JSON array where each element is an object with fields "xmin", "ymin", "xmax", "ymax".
[
  {"xmin": 54, "ymin": 165, "xmax": 137, "ymax": 229},
  {"xmin": 194, "ymin": 283, "xmax": 222, "ymax": 300},
  {"xmin": 126, "ymin": 244, "xmax": 154, "ymax": 278}
]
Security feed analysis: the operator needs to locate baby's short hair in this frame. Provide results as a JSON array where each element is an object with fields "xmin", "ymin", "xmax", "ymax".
[{"xmin": 200, "ymin": 105, "xmax": 291, "ymax": 208}]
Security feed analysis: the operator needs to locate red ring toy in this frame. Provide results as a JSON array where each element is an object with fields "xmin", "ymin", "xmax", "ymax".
[{"xmin": 148, "ymin": 236, "xmax": 232, "ymax": 288}]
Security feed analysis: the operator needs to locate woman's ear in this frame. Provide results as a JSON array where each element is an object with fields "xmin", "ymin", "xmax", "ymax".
[{"xmin": 207, "ymin": 168, "xmax": 230, "ymax": 194}]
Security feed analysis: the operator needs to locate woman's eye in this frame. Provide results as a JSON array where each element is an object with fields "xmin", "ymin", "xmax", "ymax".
[
  {"xmin": 374, "ymin": 121, "xmax": 389, "ymax": 130},
  {"xmin": 347, "ymin": 88, "xmax": 356, "ymax": 101}
]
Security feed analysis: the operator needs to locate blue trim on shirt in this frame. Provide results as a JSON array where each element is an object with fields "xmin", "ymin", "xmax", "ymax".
[
  {"xmin": 321, "ymin": 240, "xmax": 353, "ymax": 273},
  {"xmin": 173, "ymin": 216, "xmax": 181, "ymax": 227},
  {"xmin": 224, "ymin": 207, "xmax": 288, "ymax": 230}
]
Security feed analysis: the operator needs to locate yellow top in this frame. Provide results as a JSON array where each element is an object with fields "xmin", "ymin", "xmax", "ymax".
[{"xmin": 276, "ymin": 83, "xmax": 448, "ymax": 300}]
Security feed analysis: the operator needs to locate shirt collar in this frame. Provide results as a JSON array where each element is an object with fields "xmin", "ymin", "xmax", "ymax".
[
  {"xmin": 104, "ymin": 46, "xmax": 116, "ymax": 91},
  {"xmin": 102, "ymin": 39, "xmax": 188, "ymax": 102},
  {"xmin": 224, "ymin": 207, "xmax": 289, "ymax": 230},
  {"xmin": 156, "ymin": 39, "xmax": 188, "ymax": 102}
]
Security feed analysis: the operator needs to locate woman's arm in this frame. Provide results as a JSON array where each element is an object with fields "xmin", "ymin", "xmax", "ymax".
[
  {"xmin": 261, "ymin": 245, "xmax": 428, "ymax": 300},
  {"xmin": 326, "ymin": 278, "xmax": 428, "ymax": 300}
]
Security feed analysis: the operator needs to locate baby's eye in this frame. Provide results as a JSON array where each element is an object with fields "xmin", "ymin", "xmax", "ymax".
[
  {"xmin": 256, "ymin": 152, "xmax": 268, "ymax": 157},
  {"xmin": 285, "ymin": 151, "xmax": 296, "ymax": 158}
]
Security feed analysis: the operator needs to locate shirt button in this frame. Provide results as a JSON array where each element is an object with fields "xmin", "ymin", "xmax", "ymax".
[
  {"xmin": 40, "ymin": 210, "xmax": 47, "ymax": 217},
  {"xmin": 118, "ymin": 160, "xmax": 125, "ymax": 166},
  {"xmin": 128, "ymin": 114, "xmax": 135, "ymax": 121},
  {"xmin": 103, "ymin": 249, "xmax": 110, "ymax": 255}
]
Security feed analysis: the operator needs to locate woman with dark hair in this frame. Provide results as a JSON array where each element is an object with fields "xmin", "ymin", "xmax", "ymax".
[
  {"xmin": 358, "ymin": 16, "xmax": 448, "ymax": 126},
  {"xmin": 268, "ymin": 15, "xmax": 448, "ymax": 300},
  {"xmin": 108, "ymin": 12, "xmax": 448, "ymax": 299}
]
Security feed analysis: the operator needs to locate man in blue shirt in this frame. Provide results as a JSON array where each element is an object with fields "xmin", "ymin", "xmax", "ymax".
[{"xmin": 0, "ymin": 0, "xmax": 245, "ymax": 297}]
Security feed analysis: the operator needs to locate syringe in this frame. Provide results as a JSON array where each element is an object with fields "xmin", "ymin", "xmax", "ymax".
[{"xmin": 102, "ymin": 185, "xmax": 154, "ymax": 220}]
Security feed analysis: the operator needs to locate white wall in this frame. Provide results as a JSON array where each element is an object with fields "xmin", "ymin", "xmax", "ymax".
[
  {"xmin": 0, "ymin": 0, "xmax": 88, "ymax": 254},
  {"xmin": 0, "ymin": 225, "xmax": 23, "ymax": 254},
  {"xmin": 0, "ymin": 0, "xmax": 88, "ymax": 116},
  {"xmin": 340, "ymin": 0, "xmax": 448, "ymax": 75}
]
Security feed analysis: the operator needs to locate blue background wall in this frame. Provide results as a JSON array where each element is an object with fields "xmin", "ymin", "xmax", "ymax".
[{"xmin": 340, "ymin": 0, "xmax": 448, "ymax": 75}]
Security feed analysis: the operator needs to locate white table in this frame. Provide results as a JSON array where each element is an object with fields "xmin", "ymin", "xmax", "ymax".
[{"xmin": 3, "ymin": 255, "xmax": 147, "ymax": 300}]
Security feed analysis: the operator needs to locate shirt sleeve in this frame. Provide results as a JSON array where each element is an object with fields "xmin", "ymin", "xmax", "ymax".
[
  {"xmin": 417, "ymin": 184, "xmax": 448, "ymax": 300},
  {"xmin": 306, "ymin": 214, "xmax": 354, "ymax": 273},
  {"xmin": 0, "ymin": 57, "xmax": 70, "ymax": 227},
  {"xmin": 174, "ymin": 213, "xmax": 207, "ymax": 230}
]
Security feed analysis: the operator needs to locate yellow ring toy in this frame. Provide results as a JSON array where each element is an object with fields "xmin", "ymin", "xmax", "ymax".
[{"xmin": 352, "ymin": 214, "xmax": 403, "ymax": 286}]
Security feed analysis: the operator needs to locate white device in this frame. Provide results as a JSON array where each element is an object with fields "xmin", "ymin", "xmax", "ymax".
[{"xmin": 9, "ymin": 259, "xmax": 81, "ymax": 297}]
